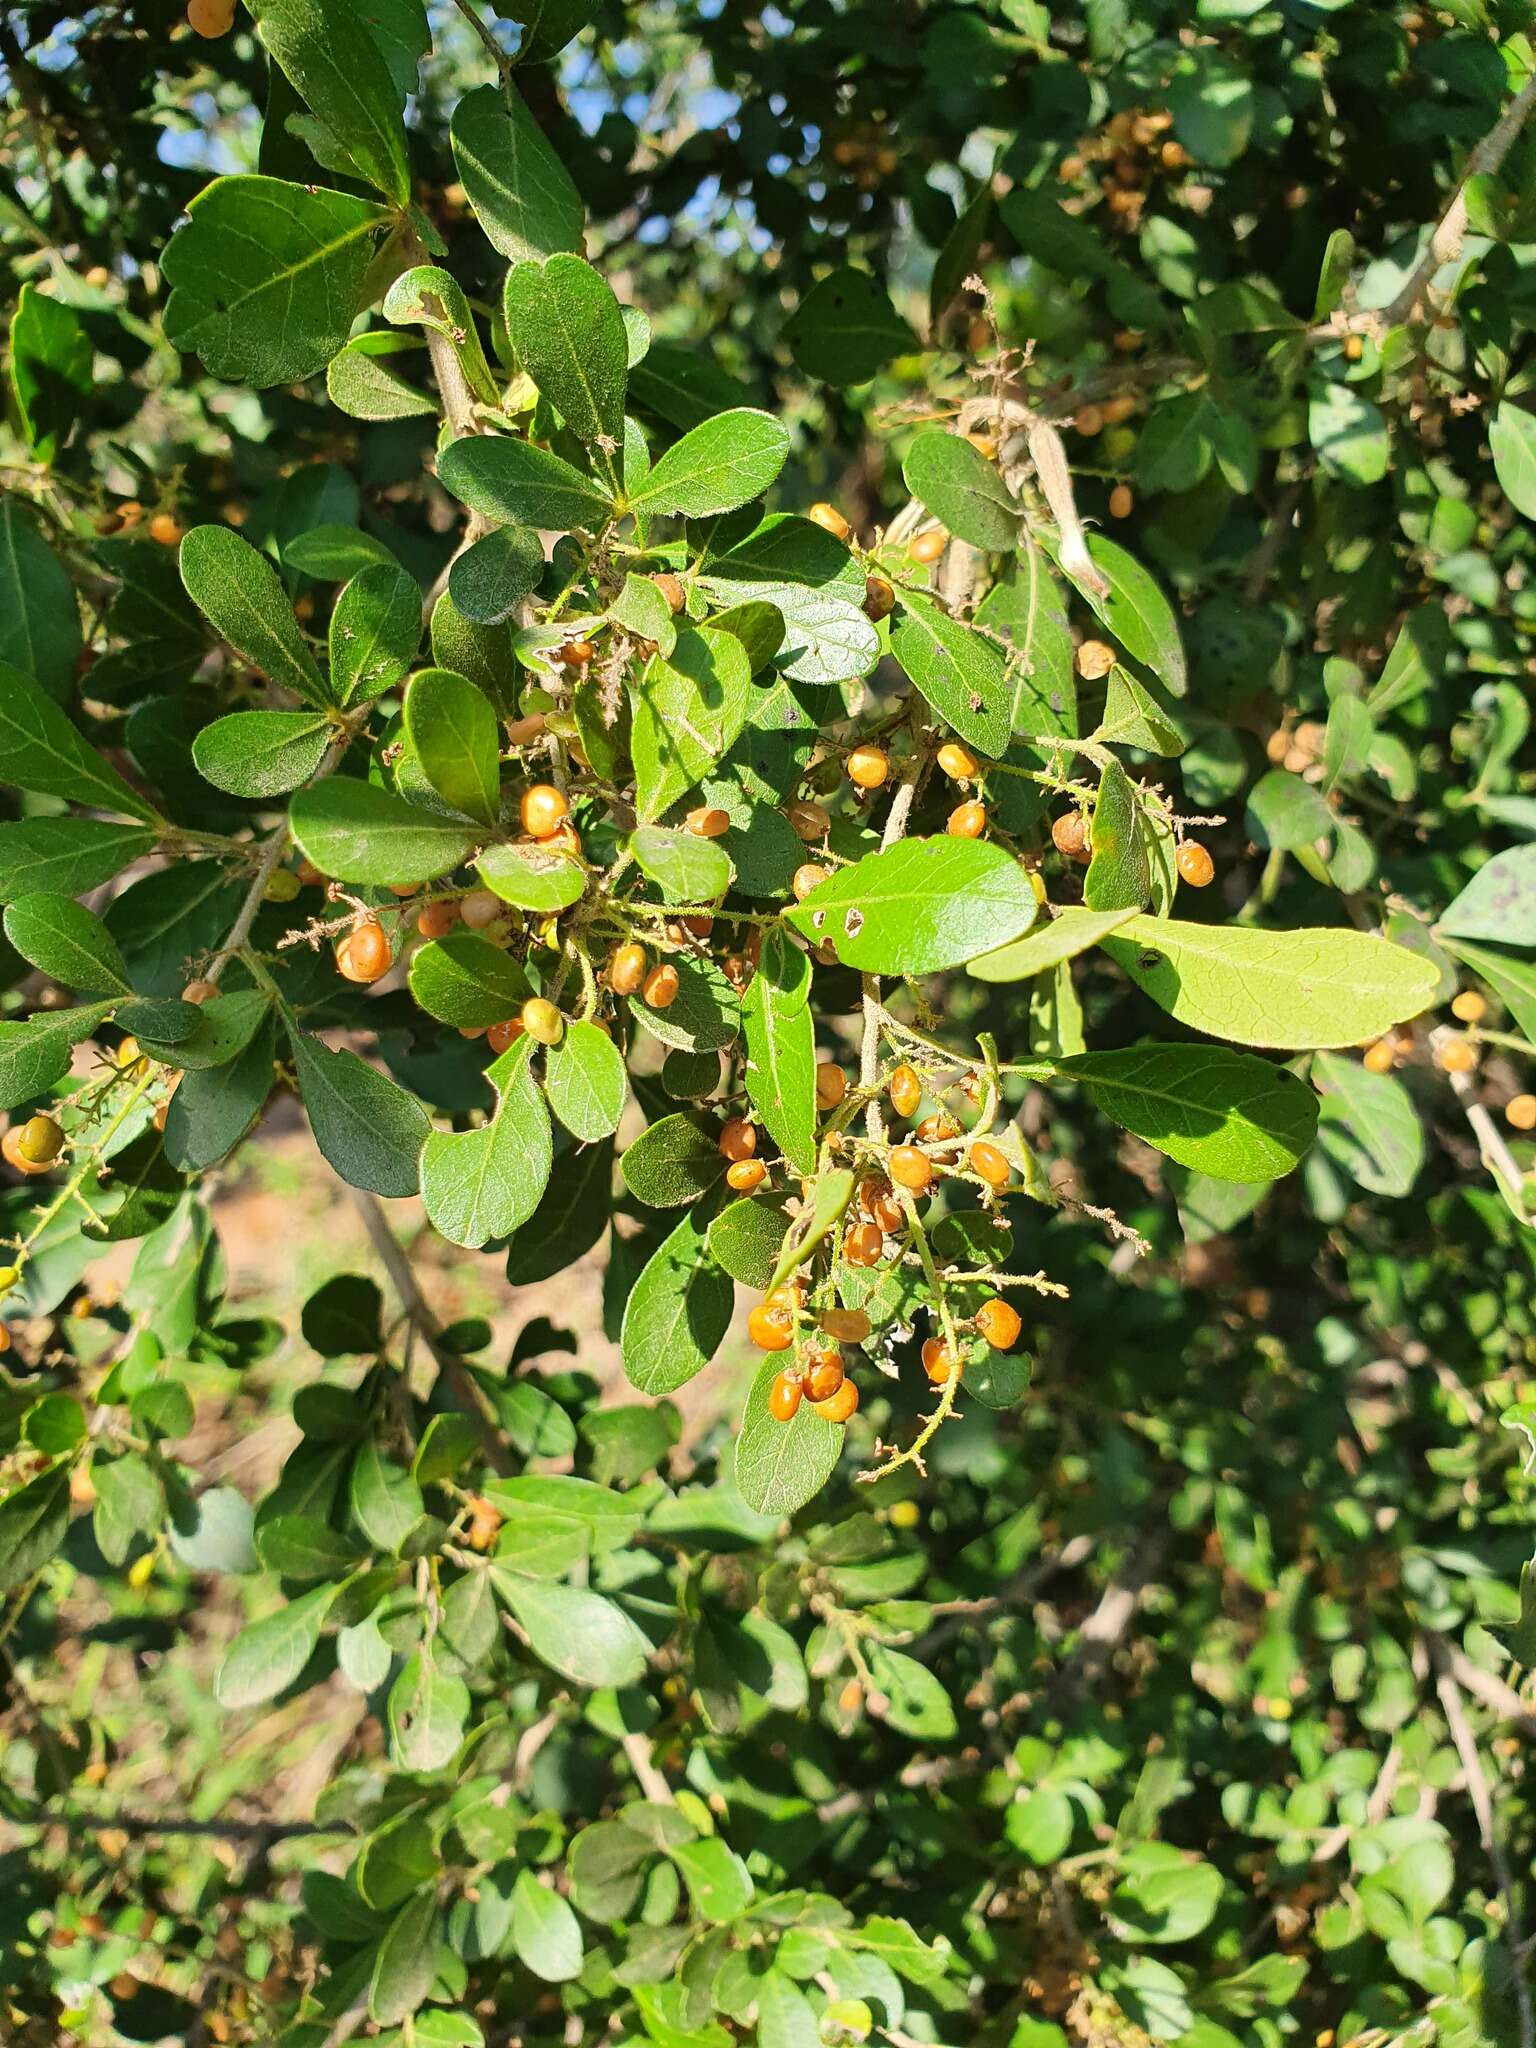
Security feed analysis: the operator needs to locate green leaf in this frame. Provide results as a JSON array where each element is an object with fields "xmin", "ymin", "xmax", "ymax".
[
  {"xmin": 302, "ymin": 1271, "xmax": 384, "ymax": 1355},
  {"xmin": 0, "ymin": 1467, "xmax": 71, "ymax": 1594},
  {"xmin": 412, "ymin": 1413, "xmax": 481, "ymax": 1487},
  {"xmin": 889, "ymin": 589, "xmax": 1013, "ymax": 757},
  {"xmin": 383, "ymin": 265, "xmax": 499, "ymax": 406},
  {"xmin": 475, "ymin": 839, "xmax": 586, "ymax": 913},
  {"xmin": 350, "ymin": 1436, "xmax": 424, "ymax": 1552},
  {"xmin": 448, "ymin": 526, "xmax": 545, "ymax": 626},
  {"xmin": 1439, "ymin": 937, "xmax": 1536, "ymax": 1046},
  {"xmin": 1439, "ymin": 846, "xmax": 1536, "ymax": 946},
  {"xmin": 1055, "ymin": 536, "xmax": 1187, "ymax": 697},
  {"xmin": 1245, "ymin": 769, "xmax": 1334, "ymax": 852},
  {"xmin": 0, "ymin": 499, "xmax": 80, "ymax": 700},
  {"xmin": 868, "ymin": 1645, "xmax": 959, "ymax": 1740},
  {"xmin": 511, "ymin": 1870, "xmax": 585, "ymax": 1983},
  {"xmin": 503, "ymin": 254, "xmax": 628, "ymax": 469},
  {"xmin": 741, "ymin": 927, "xmax": 817, "ymax": 1176},
  {"xmin": 734, "ymin": 1354, "xmax": 843, "ymax": 1516},
  {"xmin": 784, "ymin": 266, "xmax": 916, "ymax": 385},
  {"xmin": 180, "ymin": 526, "xmax": 331, "ymax": 708},
  {"xmin": 369, "ymin": 1891, "xmax": 441, "ymax": 2026},
  {"xmin": 545, "ymin": 1020, "xmax": 628, "ymax": 1141},
  {"xmin": 252, "ymin": 0, "xmax": 411, "ymax": 203},
  {"xmin": 972, "ymin": 545, "xmax": 1078, "ymax": 741},
  {"xmin": 902, "ymin": 432, "xmax": 1019, "ymax": 552},
  {"xmin": 632, "ymin": 628, "xmax": 752, "ymax": 821},
  {"xmin": 505, "ymin": 1137, "xmax": 613, "ymax": 1284},
  {"xmin": 420, "ymin": 1034, "xmax": 553, "ymax": 1248},
  {"xmin": 167, "ymin": 1487, "xmax": 258, "ymax": 1576},
  {"xmin": 1102, "ymin": 916, "xmax": 1440, "ymax": 1050},
  {"xmin": 257, "ymin": 1513, "xmax": 365, "ymax": 1580},
  {"xmin": 630, "ymin": 952, "xmax": 741, "ymax": 1054},
  {"xmin": 327, "ymin": 333, "xmax": 439, "ymax": 421},
  {"xmin": 1007, "ymin": 1784, "xmax": 1075, "ymax": 1864},
  {"xmin": 290, "ymin": 1029, "xmax": 430, "ymax": 1198},
  {"xmin": 388, "ymin": 1649, "xmax": 470, "ymax": 1770},
  {"xmin": 626, "ymin": 410, "xmax": 789, "ymax": 518},
  {"xmin": 450, "ymin": 81, "xmax": 584, "ymax": 266},
  {"xmin": 784, "ymin": 837, "xmax": 1038, "ymax": 974},
  {"xmin": 163, "ymin": 1014, "xmax": 279, "ymax": 1170},
  {"xmin": 0, "ymin": 819, "xmax": 156, "ymax": 903},
  {"xmin": 284, "ymin": 525, "xmax": 397, "ymax": 579},
  {"xmin": 215, "ymin": 1583, "xmax": 337, "ymax": 1708},
  {"xmin": 192, "ymin": 710, "xmax": 335, "ymax": 798},
  {"xmin": 669, "ymin": 1837, "xmax": 754, "ymax": 1923},
  {"xmin": 403, "ymin": 668, "xmax": 501, "ymax": 826},
  {"xmin": 1111, "ymin": 1851, "xmax": 1224, "ymax": 1945},
  {"xmin": 331, "ymin": 562, "xmax": 423, "ymax": 704},
  {"xmin": 621, "ymin": 1112, "xmax": 724, "ymax": 1207},
  {"xmin": 629, "ymin": 825, "xmax": 734, "ymax": 904},
  {"xmin": 706, "ymin": 1195, "xmax": 791, "ymax": 1288},
  {"xmin": 1309, "ymin": 380, "xmax": 1390, "ymax": 487},
  {"xmin": 136, "ymin": 989, "xmax": 272, "ymax": 1070},
  {"xmin": 0, "ymin": 1004, "xmax": 114, "ymax": 1112},
  {"xmin": 1061, "ymin": 1044, "xmax": 1318, "ymax": 1182},
  {"xmin": 1169, "ymin": 50, "xmax": 1253, "ymax": 164},
  {"xmin": 1490, "ymin": 402, "xmax": 1536, "ymax": 519},
  {"xmin": 438, "ymin": 433, "xmax": 612, "ymax": 531},
  {"xmin": 0, "ymin": 660, "xmax": 160, "ymax": 822},
  {"xmin": 1313, "ymin": 1051, "xmax": 1424, "ymax": 1197},
  {"xmin": 290, "ymin": 779, "xmax": 480, "ymax": 886},
  {"xmin": 8, "ymin": 285, "xmax": 92, "ymax": 466},
  {"xmin": 408, "ymin": 930, "xmax": 532, "ymax": 1028},
  {"xmin": 3, "ymin": 893, "xmax": 133, "ymax": 996},
  {"xmin": 1084, "ymin": 759, "xmax": 1151, "ymax": 912},
  {"xmin": 162, "ymin": 175, "xmax": 393, "ymax": 388},
  {"xmin": 968, "ymin": 905, "xmax": 1137, "ymax": 981},
  {"xmin": 621, "ymin": 1201, "xmax": 733, "ymax": 1395},
  {"xmin": 490, "ymin": 1570, "xmax": 651, "ymax": 1687}
]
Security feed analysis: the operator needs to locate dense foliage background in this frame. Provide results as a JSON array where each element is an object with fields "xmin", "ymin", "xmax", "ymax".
[{"xmin": 3, "ymin": 2, "xmax": 1536, "ymax": 2045}]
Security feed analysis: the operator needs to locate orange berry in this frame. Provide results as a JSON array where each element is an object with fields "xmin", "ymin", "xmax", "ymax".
[
  {"xmin": 1438, "ymin": 1035, "xmax": 1476, "ymax": 1074},
  {"xmin": 187, "ymin": 0, "xmax": 234, "ymax": 35},
  {"xmin": 149, "ymin": 512, "xmax": 185, "ymax": 546},
  {"xmin": 338, "ymin": 920, "xmax": 390, "ymax": 983},
  {"xmin": 819, "ymin": 1306, "xmax": 870, "ymax": 1342},
  {"xmin": 804, "ymin": 1349, "xmax": 845, "ymax": 1404},
  {"xmin": 1109, "ymin": 483, "xmax": 1134, "ymax": 519},
  {"xmin": 461, "ymin": 889, "xmax": 503, "ymax": 930},
  {"xmin": 719, "ymin": 1117, "xmax": 757, "ymax": 1162},
  {"xmin": 975, "ymin": 1297, "xmax": 1022, "ymax": 1350},
  {"xmin": 486, "ymin": 1018, "xmax": 525, "ymax": 1056},
  {"xmin": 181, "ymin": 978, "xmax": 218, "ymax": 1004},
  {"xmin": 909, "ymin": 528, "xmax": 947, "ymax": 564},
  {"xmin": 786, "ymin": 800, "xmax": 831, "ymax": 842},
  {"xmin": 521, "ymin": 784, "xmax": 569, "ymax": 839},
  {"xmin": 748, "ymin": 1302, "xmax": 795, "ymax": 1351},
  {"xmin": 946, "ymin": 800, "xmax": 986, "ymax": 839},
  {"xmin": 969, "ymin": 1140, "xmax": 1010, "ymax": 1189},
  {"xmin": 793, "ymin": 863, "xmax": 830, "ymax": 901},
  {"xmin": 1506, "ymin": 1094, "xmax": 1536, "ymax": 1131},
  {"xmin": 1451, "ymin": 990, "xmax": 1486, "ymax": 1025},
  {"xmin": 807, "ymin": 502, "xmax": 851, "ymax": 540},
  {"xmin": 608, "ymin": 942, "xmax": 649, "ymax": 995},
  {"xmin": 521, "ymin": 997, "xmax": 564, "ymax": 1046},
  {"xmin": 888, "ymin": 1145, "xmax": 933, "ymax": 1193},
  {"xmin": 842, "ymin": 1220, "xmax": 886, "ymax": 1267},
  {"xmin": 863, "ymin": 575, "xmax": 895, "ymax": 622},
  {"xmin": 815, "ymin": 1062, "xmax": 847, "ymax": 1111},
  {"xmin": 652, "ymin": 572, "xmax": 686, "ymax": 613},
  {"xmin": 769, "ymin": 1371, "xmax": 803, "ymax": 1422},
  {"xmin": 685, "ymin": 806, "xmax": 731, "ymax": 838},
  {"xmin": 888, "ymin": 1064, "xmax": 922, "ymax": 1119},
  {"xmin": 858, "ymin": 1174, "xmax": 904, "ymax": 1234},
  {"xmin": 1362, "ymin": 1040, "xmax": 1396, "ymax": 1075},
  {"xmin": 915, "ymin": 1111, "xmax": 960, "ymax": 1145},
  {"xmin": 643, "ymin": 964, "xmax": 680, "ymax": 1008},
  {"xmin": 727, "ymin": 1159, "xmax": 768, "ymax": 1192},
  {"xmin": 937, "ymin": 742, "xmax": 977, "ymax": 780},
  {"xmin": 814, "ymin": 1378, "xmax": 860, "ymax": 1424},
  {"xmin": 1076, "ymin": 639, "xmax": 1115, "ymax": 680},
  {"xmin": 847, "ymin": 745, "xmax": 889, "ymax": 790},
  {"xmin": 1051, "ymin": 812, "xmax": 1088, "ymax": 859},
  {"xmin": 560, "ymin": 639, "xmax": 597, "ymax": 668},
  {"xmin": 417, "ymin": 899, "xmax": 459, "ymax": 939},
  {"xmin": 766, "ymin": 1281, "xmax": 807, "ymax": 1312},
  {"xmin": 2, "ymin": 1128, "xmax": 51, "ymax": 1177},
  {"xmin": 1176, "ymin": 842, "xmax": 1215, "ymax": 888},
  {"xmin": 1074, "ymin": 404, "xmax": 1105, "ymax": 438},
  {"xmin": 921, "ymin": 1337, "xmax": 961, "ymax": 1384}
]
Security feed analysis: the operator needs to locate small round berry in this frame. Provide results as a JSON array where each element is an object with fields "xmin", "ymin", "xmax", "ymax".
[
  {"xmin": 18, "ymin": 1114, "xmax": 65, "ymax": 1165},
  {"xmin": 803, "ymin": 1348, "xmax": 845, "ymax": 1404},
  {"xmin": 0, "ymin": 1264, "xmax": 19, "ymax": 1291},
  {"xmin": 842, "ymin": 1220, "xmax": 886, "ymax": 1267},
  {"xmin": 975, "ymin": 1297, "xmax": 1022, "ymax": 1350},
  {"xmin": 1109, "ymin": 483, "xmax": 1134, "ymax": 519},
  {"xmin": 1506, "ymin": 1093, "xmax": 1536, "ymax": 1131},
  {"xmin": 685, "ymin": 806, "xmax": 731, "ymax": 838},
  {"xmin": 888, "ymin": 1498, "xmax": 919, "ymax": 1530},
  {"xmin": 607, "ymin": 942, "xmax": 649, "ymax": 995},
  {"xmin": 1176, "ymin": 841, "xmax": 1215, "ymax": 889},
  {"xmin": 2, "ymin": 1129, "xmax": 51, "ymax": 1176},
  {"xmin": 969, "ymin": 1140, "xmax": 1010, "ymax": 1189},
  {"xmin": 296, "ymin": 859, "xmax": 325, "ymax": 887},
  {"xmin": 863, "ymin": 575, "xmax": 895, "ymax": 622},
  {"xmin": 504, "ymin": 712, "xmax": 548, "ymax": 745},
  {"xmin": 181, "ymin": 978, "xmax": 218, "ymax": 1005},
  {"xmin": 560, "ymin": 639, "xmax": 597, "ymax": 669},
  {"xmin": 460, "ymin": 889, "xmax": 503, "ymax": 931},
  {"xmin": 338, "ymin": 920, "xmax": 390, "ymax": 983},
  {"xmin": 727, "ymin": 1159, "xmax": 768, "ymax": 1192},
  {"xmin": 786, "ymin": 799, "xmax": 831, "ymax": 842},
  {"xmin": 149, "ymin": 512, "xmax": 185, "ymax": 546},
  {"xmin": 814, "ymin": 1378, "xmax": 860, "ymax": 1424},
  {"xmin": 1362, "ymin": 1040, "xmax": 1396, "ymax": 1074},
  {"xmin": 1438, "ymin": 1035, "xmax": 1476, "ymax": 1074},
  {"xmin": 417, "ymin": 899, "xmax": 459, "ymax": 940},
  {"xmin": 1074, "ymin": 404, "xmax": 1105, "ymax": 438},
  {"xmin": 815, "ymin": 1062, "xmax": 847, "ymax": 1111},
  {"xmin": 766, "ymin": 1280, "xmax": 807, "ymax": 1312},
  {"xmin": 915, "ymin": 1110, "xmax": 960, "ymax": 1145},
  {"xmin": 947, "ymin": 800, "xmax": 986, "ymax": 839},
  {"xmin": 521, "ymin": 784, "xmax": 569, "ymax": 840},
  {"xmin": 921, "ymin": 1337, "xmax": 961, "ymax": 1384},
  {"xmin": 859, "ymin": 1175, "xmax": 904, "ymax": 1234},
  {"xmin": 1451, "ymin": 990, "xmax": 1486, "ymax": 1025},
  {"xmin": 1051, "ymin": 811, "xmax": 1088, "ymax": 859},
  {"xmin": 719, "ymin": 1118, "xmax": 757, "ymax": 1162},
  {"xmin": 748, "ymin": 1302, "xmax": 795, "ymax": 1351},
  {"xmin": 264, "ymin": 866, "xmax": 301, "ymax": 903},
  {"xmin": 1076, "ymin": 639, "xmax": 1115, "ymax": 680},
  {"xmin": 909, "ymin": 528, "xmax": 947, "ymax": 564},
  {"xmin": 847, "ymin": 745, "xmax": 889, "ymax": 790},
  {"xmin": 937, "ymin": 742, "xmax": 977, "ymax": 781},
  {"xmin": 888, "ymin": 1145, "xmax": 933, "ymax": 1193},
  {"xmin": 187, "ymin": 0, "xmax": 235, "ymax": 33},
  {"xmin": 807, "ymin": 502, "xmax": 851, "ymax": 540},
  {"xmin": 888, "ymin": 1064, "xmax": 922, "ymax": 1119},
  {"xmin": 769, "ymin": 1371, "xmax": 803, "ymax": 1422},
  {"xmin": 486, "ymin": 1018, "xmax": 525, "ymax": 1056},
  {"xmin": 521, "ymin": 997, "xmax": 564, "ymax": 1046},
  {"xmin": 643, "ymin": 965, "xmax": 680, "ymax": 1009},
  {"xmin": 793, "ymin": 863, "xmax": 830, "ymax": 901},
  {"xmin": 652, "ymin": 571, "xmax": 686, "ymax": 613},
  {"xmin": 819, "ymin": 1306, "xmax": 870, "ymax": 1343}
]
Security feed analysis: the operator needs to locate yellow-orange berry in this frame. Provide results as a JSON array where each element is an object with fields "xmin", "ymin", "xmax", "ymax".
[
  {"xmin": 1076, "ymin": 639, "xmax": 1115, "ymax": 679},
  {"xmin": 769, "ymin": 1371, "xmax": 803, "ymax": 1422},
  {"xmin": 1506, "ymin": 1094, "xmax": 1536, "ymax": 1131},
  {"xmin": 1451, "ymin": 990, "xmax": 1486, "ymax": 1025},
  {"xmin": 1176, "ymin": 841, "xmax": 1215, "ymax": 889},
  {"xmin": 149, "ymin": 512, "xmax": 185, "ymax": 546},
  {"xmin": 969, "ymin": 1140, "xmax": 1010, "ymax": 1189},
  {"xmin": 338, "ymin": 920, "xmax": 390, "ymax": 983},
  {"xmin": 719, "ymin": 1118, "xmax": 757, "ymax": 1162},
  {"xmin": 1051, "ymin": 811, "xmax": 1088, "ymax": 859},
  {"xmin": 727, "ymin": 1159, "xmax": 768, "ymax": 1192},
  {"xmin": 802, "ymin": 1344, "xmax": 845, "ymax": 1403},
  {"xmin": 859, "ymin": 1174, "xmax": 904, "ymax": 1234},
  {"xmin": 888, "ymin": 1063, "xmax": 922, "ymax": 1119},
  {"xmin": 814, "ymin": 1378, "xmax": 860, "ymax": 1424},
  {"xmin": 975, "ymin": 1297, "xmax": 1022, "ymax": 1350},
  {"xmin": 807, "ymin": 502, "xmax": 851, "ymax": 539},
  {"xmin": 909, "ymin": 528, "xmax": 947, "ymax": 564},
  {"xmin": 793, "ymin": 863, "xmax": 830, "ymax": 900},
  {"xmin": 486, "ymin": 1018, "xmax": 525, "ymax": 1056},
  {"xmin": 560, "ymin": 639, "xmax": 597, "ymax": 668},
  {"xmin": 819, "ymin": 1306, "xmax": 871, "ymax": 1342},
  {"xmin": 921, "ymin": 1337, "xmax": 961, "ymax": 1384},
  {"xmin": 786, "ymin": 800, "xmax": 831, "ymax": 842},
  {"xmin": 748, "ymin": 1302, "xmax": 795, "ymax": 1351},
  {"xmin": 187, "ymin": 0, "xmax": 234, "ymax": 35},
  {"xmin": 652, "ymin": 572, "xmax": 686, "ymax": 613},
  {"xmin": 520, "ymin": 997, "xmax": 564, "ymax": 1046},
  {"xmin": 847, "ymin": 745, "xmax": 889, "ymax": 790},
  {"xmin": 181, "ymin": 978, "xmax": 218, "ymax": 1004},
  {"xmin": 888, "ymin": 1145, "xmax": 933, "ymax": 1193},
  {"xmin": 1074, "ymin": 404, "xmax": 1105, "ymax": 437},
  {"xmin": 863, "ymin": 575, "xmax": 895, "ymax": 622},
  {"xmin": 521, "ymin": 784, "xmax": 569, "ymax": 839},
  {"xmin": 18, "ymin": 1114, "xmax": 65, "ymax": 1165},
  {"xmin": 643, "ymin": 964, "xmax": 680, "ymax": 1009},
  {"xmin": 1438, "ymin": 1035, "xmax": 1476, "ymax": 1074},
  {"xmin": 1109, "ymin": 483, "xmax": 1134, "ymax": 519},
  {"xmin": 815, "ymin": 1062, "xmax": 847, "ymax": 1111},
  {"xmin": 937, "ymin": 742, "xmax": 977, "ymax": 780},
  {"xmin": 685, "ymin": 806, "xmax": 731, "ymax": 838},
  {"xmin": 947, "ymin": 800, "xmax": 986, "ymax": 839},
  {"xmin": 417, "ymin": 899, "xmax": 459, "ymax": 939},
  {"xmin": 3, "ymin": 1128, "xmax": 51, "ymax": 1176},
  {"xmin": 842, "ymin": 1220, "xmax": 886, "ymax": 1267},
  {"xmin": 1362, "ymin": 1040, "xmax": 1396, "ymax": 1075},
  {"xmin": 608, "ymin": 943, "xmax": 649, "ymax": 995}
]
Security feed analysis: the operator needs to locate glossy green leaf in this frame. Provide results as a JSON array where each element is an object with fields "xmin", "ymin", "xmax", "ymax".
[
  {"xmin": 1084, "ymin": 759, "xmax": 1151, "ymax": 912},
  {"xmin": 3, "ymin": 893, "xmax": 133, "ymax": 996},
  {"xmin": 192, "ymin": 710, "xmax": 335, "ymax": 798},
  {"xmin": 179, "ymin": 526, "xmax": 331, "ymax": 708},
  {"xmin": 331, "ymin": 562, "xmax": 423, "ymax": 704},
  {"xmin": 0, "ymin": 500, "xmax": 80, "ymax": 700},
  {"xmin": 621, "ymin": 1201, "xmax": 733, "ymax": 1394},
  {"xmin": 632, "ymin": 627, "xmax": 752, "ymax": 821},
  {"xmin": 421, "ymin": 1034, "xmax": 553, "ymax": 1248},
  {"xmin": 1439, "ymin": 846, "xmax": 1536, "ymax": 946},
  {"xmin": 408, "ymin": 930, "xmax": 533, "ymax": 1028},
  {"xmin": 621, "ymin": 1112, "xmax": 724, "ymax": 1207},
  {"xmin": 503, "ymin": 254, "xmax": 628, "ymax": 469},
  {"xmin": 388, "ymin": 1649, "xmax": 470, "ymax": 1771},
  {"xmin": 369, "ymin": 1891, "xmax": 441, "ymax": 2026},
  {"xmin": 1313, "ymin": 1051, "xmax": 1424, "ymax": 1197},
  {"xmin": 0, "ymin": 819, "xmax": 156, "ymax": 904},
  {"xmin": 290, "ymin": 779, "xmax": 480, "ymax": 885},
  {"xmin": 545, "ymin": 1020, "xmax": 627, "ymax": 1141},
  {"xmin": 450, "ymin": 82, "xmax": 584, "ymax": 266},
  {"xmin": 215, "ymin": 1582, "xmax": 337, "ymax": 1708},
  {"xmin": 629, "ymin": 825, "xmax": 734, "ymax": 904},
  {"xmin": 8, "ymin": 286, "xmax": 92, "ymax": 466},
  {"xmin": 475, "ymin": 839, "xmax": 586, "ymax": 912},
  {"xmin": 490, "ymin": 1569, "xmax": 651, "ymax": 1687},
  {"xmin": 511, "ymin": 1871, "xmax": 584, "ymax": 1982},
  {"xmin": 626, "ymin": 409, "xmax": 789, "ymax": 519},
  {"xmin": 438, "ymin": 433, "xmax": 611, "ymax": 531},
  {"xmin": 1490, "ymin": 401, "xmax": 1536, "ymax": 519},
  {"xmin": 741, "ymin": 927, "xmax": 816, "ymax": 1176},
  {"xmin": 448, "ymin": 526, "xmax": 545, "ymax": 626},
  {"xmin": 1061, "ymin": 1044, "xmax": 1318, "ymax": 1182},
  {"xmin": 252, "ymin": 0, "xmax": 412, "ymax": 204},
  {"xmin": 403, "ymin": 668, "xmax": 501, "ymax": 825},
  {"xmin": 968, "ymin": 905, "xmax": 1137, "ymax": 981},
  {"xmin": 784, "ymin": 837, "xmax": 1038, "ymax": 974}
]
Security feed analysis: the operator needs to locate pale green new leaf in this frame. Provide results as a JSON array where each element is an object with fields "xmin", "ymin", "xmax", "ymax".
[
  {"xmin": 420, "ymin": 1035, "xmax": 553, "ymax": 1248},
  {"xmin": 741, "ymin": 927, "xmax": 816, "ymax": 1176},
  {"xmin": 403, "ymin": 668, "xmax": 501, "ymax": 826},
  {"xmin": 784, "ymin": 837, "xmax": 1037, "ymax": 974}
]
